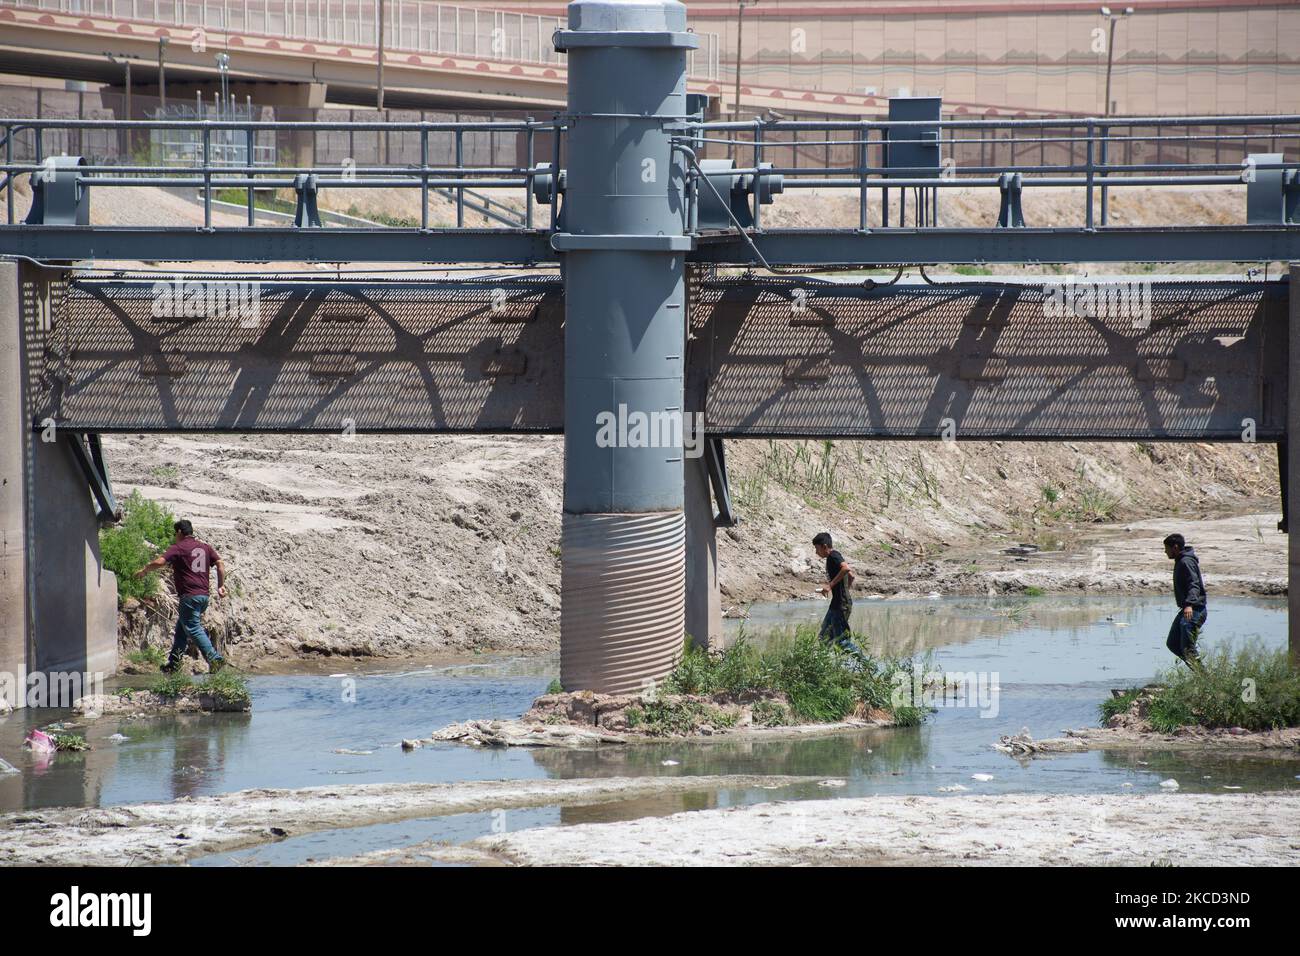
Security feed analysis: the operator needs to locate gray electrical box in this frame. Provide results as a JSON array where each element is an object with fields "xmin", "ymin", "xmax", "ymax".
[
  {"xmin": 1245, "ymin": 153, "xmax": 1299, "ymax": 225},
  {"xmin": 885, "ymin": 96, "xmax": 942, "ymax": 178}
]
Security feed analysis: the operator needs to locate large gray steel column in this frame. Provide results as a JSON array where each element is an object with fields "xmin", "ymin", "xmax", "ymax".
[{"xmin": 555, "ymin": 0, "xmax": 696, "ymax": 693}]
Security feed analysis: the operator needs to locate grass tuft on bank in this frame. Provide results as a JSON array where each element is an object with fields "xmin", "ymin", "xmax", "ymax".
[
  {"xmin": 665, "ymin": 628, "xmax": 930, "ymax": 727},
  {"xmin": 146, "ymin": 667, "xmax": 251, "ymax": 709},
  {"xmin": 1101, "ymin": 642, "xmax": 1300, "ymax": 732}
]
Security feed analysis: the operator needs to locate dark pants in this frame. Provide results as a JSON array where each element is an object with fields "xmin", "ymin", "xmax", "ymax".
[
  {"xmin": 819, "ymin": 595, "xmax": 865, "ymax": 658},
  {"xmin": 168, "ymin": 594, "xmax": 223, "ymax": 668},
  {"xmin": 1165, "ymin": 605, "xmax": 1207, "ymax": 669}
]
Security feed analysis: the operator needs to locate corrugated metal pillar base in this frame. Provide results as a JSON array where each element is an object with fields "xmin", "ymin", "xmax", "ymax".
[{"xmin": 560, "ymin": 511, "xmax": 685, "ymax": 694}]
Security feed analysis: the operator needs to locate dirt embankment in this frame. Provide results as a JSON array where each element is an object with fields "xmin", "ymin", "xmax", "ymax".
[{"xmin": 106, "ymin": 433, "xmax": 1283, "ymax": 665}]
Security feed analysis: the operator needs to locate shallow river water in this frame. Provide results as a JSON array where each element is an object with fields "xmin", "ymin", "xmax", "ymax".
[{"xmin": 0, "ymin": 594, "xmax": 1293, "ymax": 865}]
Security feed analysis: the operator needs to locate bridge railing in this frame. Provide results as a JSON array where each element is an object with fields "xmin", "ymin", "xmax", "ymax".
[
  {"xmin": 688, "ymin": 113, "xmax": 1300, "ymax": 232},
  {"xmin": 0, "ymin": 0, "xmax": 722, "ymax": 80},
  {"xmin": 0, "ymin": 116, "xmax": 564, "ymax": 230},
  {"xmin": 2, "ymin": 113, "xmax": 1299, "ymax": 239}
]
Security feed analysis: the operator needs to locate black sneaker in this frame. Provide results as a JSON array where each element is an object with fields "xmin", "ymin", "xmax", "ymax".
[{"xmin": 161, "ymin": 661, "xmax": 179, "ymax": 675}]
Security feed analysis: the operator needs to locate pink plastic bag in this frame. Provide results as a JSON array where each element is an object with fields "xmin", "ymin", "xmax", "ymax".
[{"xmin": 23, "ymin": 729, "xmax": 56, "ymax": 754}]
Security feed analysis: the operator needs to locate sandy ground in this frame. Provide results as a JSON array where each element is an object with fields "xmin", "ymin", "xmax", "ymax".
[
  {"xmin": 6, "ymin": 772, "xmax": 1296, "ymax": 867},
  {"xmin": 109, "ymin": 432, "xmax": 565, "ymax": 661},
  {"xmin": 0, "ymin": 774, "xmax": 819, "ymax": 866},
  {"xmin": 719, "ymin": 440, "xmax": 1282, "ymax": 610},
  {"xmin": 335, "ymin": 792, "xmax": 1300, "ymax": 867}
]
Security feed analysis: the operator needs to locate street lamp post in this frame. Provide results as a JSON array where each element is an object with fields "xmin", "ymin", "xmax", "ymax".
[
  {"xmin": 158, "ymin": 37, "xmax": 168, "ymax": 114},
  {"xmin": 730, "ymin": 0, "xmax": 758, "ymax": 157},
  {"xmin": 1100, "ymin": 6, "xmax": 1133, "ymax": 118},
  {"xmin": 215, "ymin": 51, "xmax": 231, "ymax": 117},
  {"xmin": 1099, "ymin": 6, "xmax": 1133, "ymax": 225},
  {"xmin": 377, "ymin": 0, "xmax": 386, "ymax": 112},
  {"xmin": 105, "ymin": 54, "xmax": 134, "ymax": 156}
]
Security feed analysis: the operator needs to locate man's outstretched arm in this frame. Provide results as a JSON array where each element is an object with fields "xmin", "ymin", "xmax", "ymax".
[
  {"xmin": 133, "ymin": 555, "xmax": 167, "ymax": 580},
  {"xmin": 215, "ymin": 557, "xmax": 228, "ymax": 598}
]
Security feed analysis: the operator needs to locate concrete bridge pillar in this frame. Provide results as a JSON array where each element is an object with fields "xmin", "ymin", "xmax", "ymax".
[
  {"xmin": 556, "ymin": 0, "xmax": 698, "ymax": 693},
  {"xmin": 685, "ymin": 452, "xmax": 722, "ymax": 651},
  {"xmin": 1290, "ymin": 262, "xmax": 1300, "ymax": 669},
  {"xmin": 0, "ymin": 261, "xmax": 118, "ymax": 711}
]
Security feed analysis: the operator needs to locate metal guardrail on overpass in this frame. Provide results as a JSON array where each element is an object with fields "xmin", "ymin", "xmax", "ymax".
[
  {"xmin": 0, "ymin": 0, "xmax": 722, "ymax": 80},
  {"xmin": 2, "ymin": 112, "xmax": 1298, "ymax": 265}
]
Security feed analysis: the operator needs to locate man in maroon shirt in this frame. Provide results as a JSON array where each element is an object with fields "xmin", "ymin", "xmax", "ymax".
[{"xmin": 135, "ymin": 519, "xmax": 229, "ymax": 673}]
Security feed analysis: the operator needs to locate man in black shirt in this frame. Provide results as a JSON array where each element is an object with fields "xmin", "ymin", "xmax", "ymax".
[
  {"xmin": 1163, "ymin": 533, "xmax": 1207, "ymax": 673},
  {"xmin": 813, "ymin": 532, "xmax": 860, "ymax": 654}
]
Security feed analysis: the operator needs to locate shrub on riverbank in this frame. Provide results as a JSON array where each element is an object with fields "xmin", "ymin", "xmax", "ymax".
[
  {"xmin": 665, "ymin": 628, "xmax": 929, "ymax": 727},
  {"xmin": 100, "ymin": 491, "xmax": 175, "ymax": 601},
  {"xmin": 1101, "ymin": 642, "xmax": 1300, "ymax": 732}
]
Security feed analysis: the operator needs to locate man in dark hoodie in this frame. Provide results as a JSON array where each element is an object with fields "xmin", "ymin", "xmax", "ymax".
[{"xmin": 1163, "ymin": 533, "xmax": 1206, "ymax": 672}]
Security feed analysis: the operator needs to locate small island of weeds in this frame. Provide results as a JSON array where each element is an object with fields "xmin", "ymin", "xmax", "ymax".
[
  {"xmin": 999, "ymin": 641, "xmax": 1300, "ymax": 758},
  {"xmin": 431, "ymin": 627, "xmax": 931, "ymax": 748},
  {"xmin": 1100, "ymin": 642, "xmax": 1300, "ymax": 733},
  {"xmin": 74, "ymin": 668, "xmax": 252, "ymax": 718}
]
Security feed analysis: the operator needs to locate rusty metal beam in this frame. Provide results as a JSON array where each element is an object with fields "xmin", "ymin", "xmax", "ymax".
[
  {"xmin": 36, "ymin": 275, "xmax": 1287, "ymax": 442},
  {"xmin": 691, "ymin": 276, "xmax": 1288, "ymax": 441},
  {"xmin": 36, "ymin": 278, "xmax": 564, "ymax": 432}
]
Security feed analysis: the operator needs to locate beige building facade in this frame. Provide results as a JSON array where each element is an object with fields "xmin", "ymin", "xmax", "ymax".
[{"xmin": 497, "ymin": 0, "xmax": 1299, "ymax": 116}]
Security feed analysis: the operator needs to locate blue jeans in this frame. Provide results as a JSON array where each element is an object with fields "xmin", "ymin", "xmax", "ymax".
[
  {"xmin": 169, "ymin": 594, "xmax": 223, "ymax": 667},
  {"xmin": 819, "ymin": 596, "xmax": 866, "ymax": 658},
  {"xmin": 1166, "ymin": 605, "xmax": 1207, "ymax": 669}
]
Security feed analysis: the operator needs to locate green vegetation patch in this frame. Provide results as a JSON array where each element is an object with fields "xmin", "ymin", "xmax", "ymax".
[
  {"xmin": 199, "ymin": 669, "xmax": 251, "ymax": 709},
  {"xmin": 148, "ymin": 670, "xmax": 194, "ymax": 699},
  {"xmin": 100, "ymin": 491, "xmax": 175, "ymax": 601},
  {"xmin": 625, "ymin": 697, "xmax": 739, "ymax": 737},
  {"xmin": 1101, "ymin": 642, "xmax": 1300, "ymax": 732},
  {"xmin": 126, "ymin": 646, "xmax": 167, "ymax": 669},
  {"xmin": 664, "ymin": 628, "xmax": 929, "ymax": 727}
]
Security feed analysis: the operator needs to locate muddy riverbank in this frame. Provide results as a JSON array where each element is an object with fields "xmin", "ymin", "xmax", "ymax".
[
  {"xmin": 999, "ymin": 726, "xmax": 1300, "ymax": 758},
  {"xmin": 0, "ymin": 775, "xmax": 819, "ymax": 866},
  {"xmin": 7, "ymin": 772, "xmax": 1296, "ymax": 867},
  {"xmin": 466, "ymin": 792, "xmax": 1300, "ymax": 866}
]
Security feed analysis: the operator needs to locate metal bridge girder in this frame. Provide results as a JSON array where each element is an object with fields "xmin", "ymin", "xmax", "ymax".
[
  {"xmin": 35, "ymin": 279, "xmax": 565, "ymax": 432},
  {"xmin": 34, "ymin": 275, "xmax": 1286, "ymax": 444}
]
